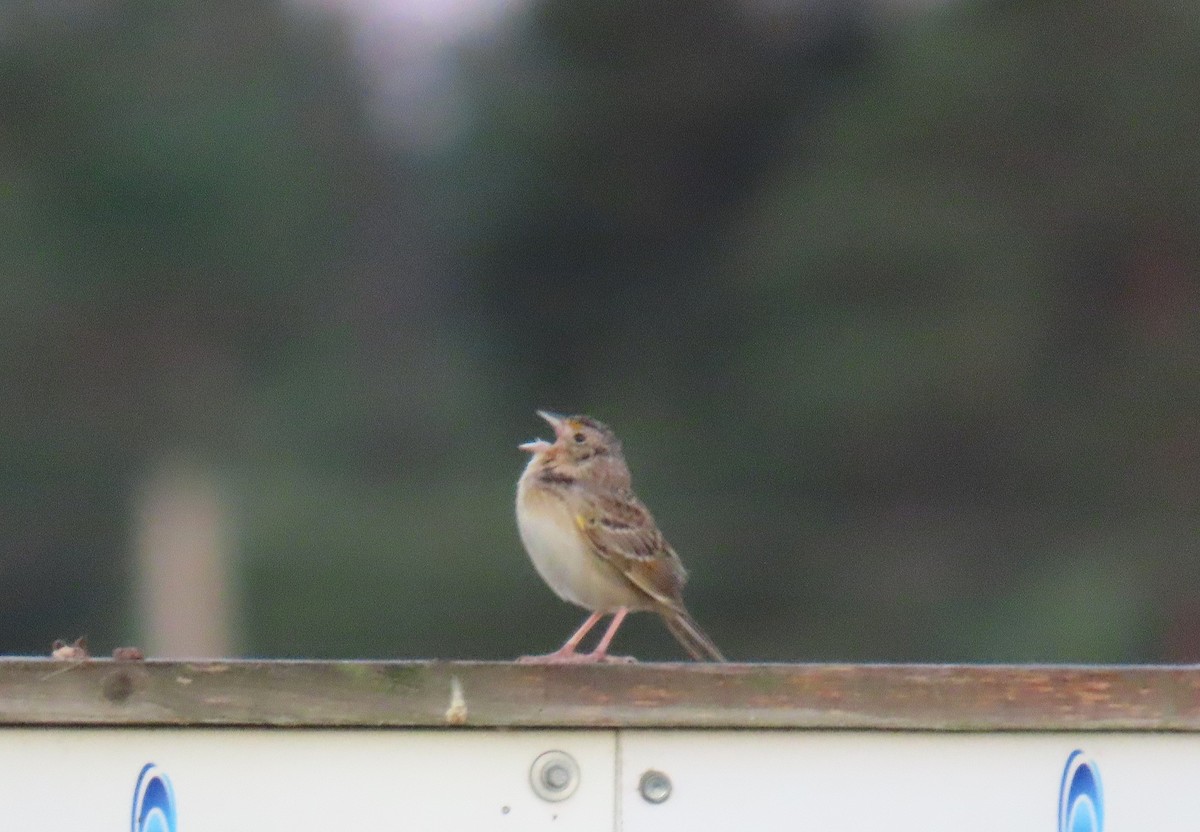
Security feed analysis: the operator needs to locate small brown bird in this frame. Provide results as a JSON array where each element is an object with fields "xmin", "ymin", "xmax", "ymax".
[{"xmin": 516, "ymin": 411, "xmax": 725, "ymax": 663}]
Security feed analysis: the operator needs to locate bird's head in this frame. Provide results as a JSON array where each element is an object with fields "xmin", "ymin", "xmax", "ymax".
[{"xmin": 520, "ymin": 410, "xmax": 627, "ymax": 480}]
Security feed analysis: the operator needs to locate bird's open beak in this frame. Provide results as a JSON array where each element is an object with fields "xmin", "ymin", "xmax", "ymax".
[
  {"xmin": 519, "ymin": 410, "xmax": 566, "ymax": 453},
  {"xmin": 536, "ymin": 410, "xmax": 568, "ymax": 435},
  {"xmin": 519, "ymin": 438, "xmax": 552, "ymax": 453}
]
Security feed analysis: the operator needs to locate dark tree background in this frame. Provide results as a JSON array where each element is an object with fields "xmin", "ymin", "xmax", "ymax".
[{"xmin": 1, "ymin": 0, "xmax": 1197, "ymax": 662}]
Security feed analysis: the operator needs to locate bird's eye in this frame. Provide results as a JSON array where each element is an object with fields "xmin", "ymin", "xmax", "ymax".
[{"xmin": 573, "ymin": 432, "xmax": 586, "ymax": 444}]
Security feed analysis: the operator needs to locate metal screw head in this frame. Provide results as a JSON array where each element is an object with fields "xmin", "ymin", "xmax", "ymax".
[
  {"xmin": 639, "ymin": 770, "xmax": 672, "ymax": 804},
  {"xmin": 530, "ymin": 750, "xmax": 580, "ymax": 802}
]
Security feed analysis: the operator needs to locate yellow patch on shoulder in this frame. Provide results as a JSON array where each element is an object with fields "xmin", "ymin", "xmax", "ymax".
[{"xmin": 574, "ymin": 513, "xmax": 589, "ymax": 531}]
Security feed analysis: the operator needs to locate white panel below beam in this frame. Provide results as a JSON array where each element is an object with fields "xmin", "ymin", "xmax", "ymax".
[{"xmin": 0, "ymin": 728, "xmax": 1192, "ymax": 830}]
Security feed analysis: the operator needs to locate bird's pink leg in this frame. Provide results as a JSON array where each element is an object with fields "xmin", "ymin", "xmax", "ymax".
[
  {"xmin": 587, "ymin": 607, "xmax": 630, "ymax": 661},
  {"xmin": 518, "ymin": 611, "xmax": 604, "ymax": 663}
]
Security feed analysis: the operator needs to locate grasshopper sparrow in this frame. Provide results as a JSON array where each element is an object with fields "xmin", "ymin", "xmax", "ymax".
[{"xmin": 516, "ymin": 411, "xmax": 725, "ymax": 663}]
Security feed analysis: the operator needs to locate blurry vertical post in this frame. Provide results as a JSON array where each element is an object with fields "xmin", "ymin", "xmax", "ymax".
[{"xmin": 135, "ymin": 462, "xmax": 236, "ymax": 658}]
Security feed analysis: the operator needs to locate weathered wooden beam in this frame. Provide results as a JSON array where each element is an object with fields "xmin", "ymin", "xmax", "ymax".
[{"xmin": 0, "ymin": 659, "xmax": 1197, "ymax": 730}]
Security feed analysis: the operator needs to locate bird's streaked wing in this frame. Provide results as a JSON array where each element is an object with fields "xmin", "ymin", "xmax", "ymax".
[{"xmin": 576, "ymin": 489, "xmax": 687, "ymax": 609}]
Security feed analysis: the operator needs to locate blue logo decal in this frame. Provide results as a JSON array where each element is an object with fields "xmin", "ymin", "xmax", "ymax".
[
  {"xmin": 1059, "ymin": 750, "xmax": 1103, "ymax": 832},
  {"xmin": 132, "ymin": 763, "xmax": 177, "ymax": 832}
]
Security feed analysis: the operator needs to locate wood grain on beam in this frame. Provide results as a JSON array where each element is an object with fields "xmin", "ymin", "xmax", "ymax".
[{"xmin": 0, "ymin": 660, "xmax": 1197, "ymax": 730}]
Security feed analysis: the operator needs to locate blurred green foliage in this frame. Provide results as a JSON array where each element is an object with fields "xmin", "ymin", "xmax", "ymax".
[{"xmin": 1, "ymin": 0, "xmax": 1197, "ymax": 662}]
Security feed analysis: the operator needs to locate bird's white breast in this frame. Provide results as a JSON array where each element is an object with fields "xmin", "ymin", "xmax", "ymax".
[{"xmin": 516, "ymin": 473, "xmax": 642, "ymax": 612}]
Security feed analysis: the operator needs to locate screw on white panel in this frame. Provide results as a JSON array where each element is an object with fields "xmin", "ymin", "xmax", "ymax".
[
  {"xmin": 529, "ymin": 751, "xmax": 580, "ymax": 802},
  {"xmin": 638, "ymin": 770, "xmax": 672, "ymax": 804}
]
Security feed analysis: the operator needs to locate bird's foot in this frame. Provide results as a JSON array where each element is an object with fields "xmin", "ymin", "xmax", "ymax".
[
  {"xmin": 517, "ymin": 650, "xmax": 637, "ymax": 665},
  {"xmin": 594, "ymin": 653, "xmax": 637, "ymax": 664}
]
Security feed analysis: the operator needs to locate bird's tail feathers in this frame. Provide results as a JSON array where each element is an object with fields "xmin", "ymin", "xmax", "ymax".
[{"xmin": 662, "ymin": 607, "xmax": 726, "ymax": 662}]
